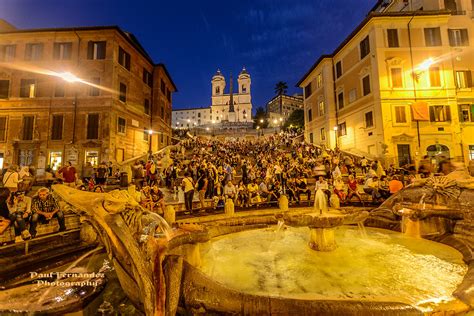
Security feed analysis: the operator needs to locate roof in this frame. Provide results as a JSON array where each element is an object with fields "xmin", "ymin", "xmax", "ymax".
[
  {"xmin": 267, "ymin": 94, "xmax": 304, "ymax": 104},
  {"xmin": 0, "ymin": 23, "xmax": 178, "ymax": 91},
  {"xmin": 296, "ymin": 10, "xmax": 452, "ymax": 87},
  {"xmin": 172, "ymin": 106, "xmax": 211, "ymax": 112},
  {"xmin": 155, "ymin": 63, "xmax": 178, "ymax": 92}
]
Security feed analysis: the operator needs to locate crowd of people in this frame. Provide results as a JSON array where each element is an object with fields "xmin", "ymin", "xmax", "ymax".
[{"xmin": 1, "ymin": 131, "xmax": 471, "ymax": 242}]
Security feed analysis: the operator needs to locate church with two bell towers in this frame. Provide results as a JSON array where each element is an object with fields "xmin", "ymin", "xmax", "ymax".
[
  {"xmin": 211, "ymin": 67, "xmax": 253, "ymax": 123},
  {"xmin": 171, "ymin": 67, "xmax": 253, "ymax": 129}
]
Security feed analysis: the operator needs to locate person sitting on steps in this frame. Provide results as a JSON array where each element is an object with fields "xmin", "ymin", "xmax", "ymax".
[{"xmin": 30, "ymin": 187, "xmax": 66, "ymax": 238}]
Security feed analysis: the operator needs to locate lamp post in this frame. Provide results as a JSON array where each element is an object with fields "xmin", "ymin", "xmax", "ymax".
[
  {"xmin": 333, "ymin": 126, "xmax": 338, "ymax": 149},
  {"xmin": 148, "ymin": 129, "xmax": 153, "ymax": 159},
  {"xmin": 256, "ymin": 125, "xmax": 260, "ymax": 138}
]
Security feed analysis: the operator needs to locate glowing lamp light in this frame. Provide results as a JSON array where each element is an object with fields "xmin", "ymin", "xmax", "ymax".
[
  {"xmin": 206, "ymin": 127, "xmax": 209, "ymax": 131},
  {"xmin": 148, "ymin": 129, "xmax": 153, "ymax": 135},
  {"xmin": 256, "ymin": 126, "xmax": 260, "ymax": 130},
  {"xmin": 260, "ymin": 119, "xmax": 264, "ymax": 123},
  {"xmin": 59, "ymin": 72, "xmax": 80, "ymax": 83},
  {"xmin": 273, "ymin": 119, "xmax": 278, "ymax": 124},
  {"xmin": 333, "ymin": 126, "xmax": 338, "ymax": 131}
]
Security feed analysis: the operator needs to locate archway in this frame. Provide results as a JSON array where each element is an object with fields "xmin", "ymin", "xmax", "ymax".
[{"xmin": 426, "ymin": 144, "xmax": 450, "ymax": 166}]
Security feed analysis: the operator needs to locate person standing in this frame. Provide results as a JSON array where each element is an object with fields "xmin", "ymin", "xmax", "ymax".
[
  {"xmin": 58, "ymin": 161, "xmax": 77, "ymax": 187},
  {"xmin": 196, "ymin": 170, "xmax": 208, "ymax": 212},
  {"xmin": 3, "ymin": 165, "xmax": 20, "ymax": 193},
  {"xmin": 96, "ymin": 162, "xmax": 108, "ymax": 187},
  {"xmin": 181, "ymin": 172, "xmax": 195, "ymax": 214}
]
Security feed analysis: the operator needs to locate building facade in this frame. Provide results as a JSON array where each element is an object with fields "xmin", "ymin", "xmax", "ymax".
[
  {"xmin": 0, "ymin": 21, "xmax": 176, "ymax": 173},
  {"xmin": 172, "ymin": 107, "xmax": 212, "ymax": 128},
  {"xmin": 298, "ymin": 0, "xmax": 474, "ymax": 167},
  {"xmin": 266, "ymin": 94, "xmax": 303, "ymax": 127},
  {"xmin": 172, "ymin": 68, "xmax": 252, "ymax": 128}
]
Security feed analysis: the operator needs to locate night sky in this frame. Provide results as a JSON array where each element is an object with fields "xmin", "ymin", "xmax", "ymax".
[{"xmin": 1, "ymin": 0, "xmax": 375, "ymax": 111}]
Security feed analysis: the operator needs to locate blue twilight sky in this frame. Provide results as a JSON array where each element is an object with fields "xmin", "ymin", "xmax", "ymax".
[{"xmin": 0, "ymin": 0, "xmax": 375, "ymax": 111}]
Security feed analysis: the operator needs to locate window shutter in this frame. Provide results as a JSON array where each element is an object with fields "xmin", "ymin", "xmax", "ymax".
[
  {"xmin": 98, "ymin": 42, "xmax": 106, "ymax": 59},
  {"xmin": 25, "ymin": 44, "xmax": 32, "ymax": 60},
  {"xmin": 87, "ymin": 41, "xmax": 93, "ymax": 59},
  {"xmin": 53, "ymin": 43, "xmax": 60, "ymax": 60},
  {"xmin": 467, "ymin": 71, "xmax": 473, "ymax": 88},
  {"xmin": 446, "ymin": 106, "xmax": 451, "ymax": 121},
  {"xmin": 461, "ymin": 29, "xmax": 469, "ymax": 46},
  {"xmin": 429, "ymin": 107, "xmax": 435, "ymax": 121},
  {"xmin": 448, "ymin": 31, "xmax": 455, "ymax": 46}
]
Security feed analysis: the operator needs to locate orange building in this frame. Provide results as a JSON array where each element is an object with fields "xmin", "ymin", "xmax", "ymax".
[{"xmin": 0, "ymin": 20, "xmax": 176, "ymax": 173}]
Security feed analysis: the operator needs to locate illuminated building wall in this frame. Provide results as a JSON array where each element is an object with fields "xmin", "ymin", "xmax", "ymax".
[{"xmin": 299, "ymin": 0, "xmax": 474, "ymax": 166}]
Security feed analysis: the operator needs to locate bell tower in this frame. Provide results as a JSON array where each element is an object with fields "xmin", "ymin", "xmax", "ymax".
[{"xmin": 211, "ymin": 69, "xmax": 225, "ymax": 97}]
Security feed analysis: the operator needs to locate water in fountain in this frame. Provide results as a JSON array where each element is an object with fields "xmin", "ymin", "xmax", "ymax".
[
  {"xmin": 357, "ymin": 222, "xmax": 367, "ymax": 238},
  {"xmin": 275, "ymin": 220, "xmax": 285, "ymax": 233},
  {"xmin": 199, "ymin": 226, "xmax": 466, "ymax": 311},
  {"xmin": 142, "ymin": 211, "xmax": 173, "ymax": 240}
]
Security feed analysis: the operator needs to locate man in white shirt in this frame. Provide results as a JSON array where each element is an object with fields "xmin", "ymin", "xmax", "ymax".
[
  {"xmin": 363, "ymin": 175, "xmax": 382, "ymax": 203},
  {"xmin": 315, "ymin": 176, "xmax": 331, "ymax": 202}
]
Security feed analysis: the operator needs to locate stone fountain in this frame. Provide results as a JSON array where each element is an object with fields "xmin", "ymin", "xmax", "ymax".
[{"xmin": 279, "ymin": 209, "xmax": 368, "ymax": 251}]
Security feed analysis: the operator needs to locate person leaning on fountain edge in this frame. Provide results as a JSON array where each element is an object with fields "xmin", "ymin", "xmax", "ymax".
[{"xmin": 29, "ymin": 187, "xmax": 66, "ymax": 238}]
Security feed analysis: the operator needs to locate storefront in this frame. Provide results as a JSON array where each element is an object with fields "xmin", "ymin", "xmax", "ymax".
[
  {"xmin": 49, "ymin": 151, "xmax": 62, "ymax": 171},
  {"xmin": 85, "ymin": 150, "xmax": 99, "ymax": 166}
]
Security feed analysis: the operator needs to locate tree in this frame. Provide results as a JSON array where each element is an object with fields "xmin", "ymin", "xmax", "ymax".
[
  {"xmin": 282, "ymin": 109, "xmax": 304, "ymax": 131},
  {"xmin": 274, "ymin": 81, "xmax": 288, "ymax": 114},
  {"xmin": 253, "ymin": 106, "xmax": 268, "ymax": 128},
  {"xmin": 274, "ymin": 81, "xmax": 288, "ymax": 96}
]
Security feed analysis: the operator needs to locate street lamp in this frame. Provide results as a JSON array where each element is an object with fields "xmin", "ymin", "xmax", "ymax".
[
  {"xmin": 148, "ymin": 129, "xmax": 153, "ymax": 158},
  {"xmin": 333, "ymin": 126, "xmax": 338, "ymax": 149}
]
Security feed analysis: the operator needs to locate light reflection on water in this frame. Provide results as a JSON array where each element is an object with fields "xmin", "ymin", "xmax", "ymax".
[{"xmin": 199, "ymin": 226, "xmax": 467, "ymax": 306}]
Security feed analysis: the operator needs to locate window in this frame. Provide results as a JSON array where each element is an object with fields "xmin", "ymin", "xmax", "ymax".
[
  {"xmin": 348, "ymin": 88, "xmax": 357, "ymax": 103},
  {"xmin": 309, "ymin": 133, "xmax": 313, "ymax": 144},
  {"xmin": 387, "ymin": 29, "xmax": 399, "ymax": 47},
  {"xmin": 360, "ymin": 36, "xmax": 370, "ymax": 59},
  {"xmin": 51, "ymin": 115, "xmax": 63, "ymax": 140},
  {"xmin": 25, "ymin": 43, "xmax": 43, "ymax": 60},
  {"xmin": 320, "ymin": 128, "xmax": 326, "ymax": 141},
  {"xmin": 337, "ymin": 91, "xmax": 344, "ymax": 109},
  {"xmin": 448, "ymin": 29, "xmax": 469, "ymax": 47},
  {"xmin": 144, "ymin": 98, "xmax": 150, "ymax": 115},
  {"xmin": 335, "ymin": 61, "xmax": 342, "ymax": 78},
  {"xmin": 317, "ymin": 73, "xmax": 322, "ymax": 88},
  {"xmin": 242, "ymin": 84, "xmax": 247, "ymax": 93},
  {"xmin": 470, "ymin": 145, "xmax": 474, "ymax": 160},
  {"xmin": 160, "ymin": 133, "xmax": 164, "ymax": 143},
  {"xmin": 338, "ymin": 122, "xmax": 347, "ymax": 136},
  {"xmin": 20, "ymin": 79, "xmax": 36, "ymax": 98},
  {"xmin": 87, "ymin": 114, "xmax": 99, "ymax": 139},
  {"xmin": 87, "ymin": 41, "xmax": 106, "ymax": 60},
  {"xmin": 365, "ymin": 111, "xmax": 374, "ymax": 128},
  {"xmin": 166, "ymin": 88, "xmax": 171, "ymax": 102},
  {"xmin": 429, "ymin": 67, "xmax": 441, "ymax": 87},
  {"xmin": 455, "ymin": 71, "xmax": 472, "ymax": 88},
  {"xmin": 0, "ymin": 80, "xmax": 9, "ymax": 99},
  {"xmin": 118, "ymin": 47, "xmax": 131, "ymax": 70},
  {"xmin": 0, "ymin": 45, "xmax": 15, "ymax": 62},
  {"xmin": 391, "ymin": 68, "xmax": 403, "ymax": 87},
  {"xmin": 117, "ymin": 117, "xmax": 126, "ymax": 134},
  {"xmin": 119, "ymin": 83, "xmax": 127, "ymax": 102},
  {"xmin": 0, "ymin": 117, "xmax": 6, "ymax": 141},
  {"xmin": 53, "ymin": 42, "xmax": 72, "ymax": 60},
  {"xmin": 198, "ymin": 112, "xmax": 201, "ymax": 118},
  {"xmin": 459, "ymin": 104, "xmax": 474, "ymax": 122},
  {"xmin": 318, "ymin": 100, "xmax": 325, "ymax": 116},
  {"xmin": 424, "ymin": 28, "xmax": 442, "ymax": 46},
  {"xmin": 90, "ymin": 77, "xmax": 100, "ymax": 96},
  {"xmin": 304, "ymin": 83, "xmax": 312, "ymax": 98},
  {"xmin": 362, "ymin": 75, "xmax": 371, "ymax": 96},
  {"xmin": 54, "ymin": 82, "xmax": 65, "ymax": 97},
  {"xmin": 143, "ymin": 69, "xmax": 152, "ymax": 87},
  {"xmin": 394, "ymin": 106, "xmax": 407, "ymax": 123},
  {"xmin": 143, "ymin": 128, "xmax": 149, "ymax": 141},
  {"xmin": 307, "ymin": 109, "xmax": 312, "ymax": 122},
  {"xmin": 215, "ymin": 86, "xmax": 220, "ymax": 94},
  {"xmin": 429, "ymin": 105, "xmax": 451, "ymax": 122},
  {"xmin": 160, "ymin": 79, "xmax": 166, "ymax": 94},
  {"xmin": 22, "ymin": 116, "xmax": 34, "ymax": 140}
]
